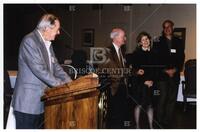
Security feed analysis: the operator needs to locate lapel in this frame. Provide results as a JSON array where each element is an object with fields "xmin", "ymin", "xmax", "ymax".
[
  {"xmin": 109, "ymin": 44, "xmax": 122, "ymax": 68},
  {"xmin": 33, "ymin": 29, "xmax": 51, "ymax": 71},
  {"xmin": 49, "ymin": 45, "xmax": 55, "ymax": 72}
]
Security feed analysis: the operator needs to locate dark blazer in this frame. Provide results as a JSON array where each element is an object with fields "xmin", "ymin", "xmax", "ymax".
[
  {"xmin": 153, "ymin": 35, "xmax": 185, "ymax": 83},
  {"xmin": 130, "ymin": 48, "xmax": 158, "ymax": 83},
  {"xmin": 98, "ymin": 44, "xmax": 126, "ymax": 96}
]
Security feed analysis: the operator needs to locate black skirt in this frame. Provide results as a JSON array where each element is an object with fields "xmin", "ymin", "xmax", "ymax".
[{"xmin": 129, "ymin": 79, "xmax": 155, "ymax": 108}]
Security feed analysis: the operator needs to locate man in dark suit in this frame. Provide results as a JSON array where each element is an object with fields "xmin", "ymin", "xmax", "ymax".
[
  {"xmin": 153, "ymin": 20, "xmax": 185, "ymax": 128},
  {"xmin": 99, "ymin": 28, "xmax": 130, "ymax": 128},
  {"xmin": 12, "ymin": 14, "xmax": 72, "ymax": 129}
]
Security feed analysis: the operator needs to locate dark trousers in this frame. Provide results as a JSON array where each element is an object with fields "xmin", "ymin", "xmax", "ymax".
[
  {"xmin": 4, "ymin": 93, "xmax": 13, "ymax": 129},
  {"xmin": 4, "ymin": 70, "xmax": 13, "ymax": 128},
  {"xmin": 14, "ymin": 111, "xmax": 44, "ymax": 129},
  {"xmin": 156, "ymin": 78, "xmax": 179, "ymax": 128},
  {"xmin": 106, "ymin": 86, "xmax": 131, "ymax": 129}
]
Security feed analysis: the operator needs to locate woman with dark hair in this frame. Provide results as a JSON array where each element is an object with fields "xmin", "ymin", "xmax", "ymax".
[{"xmin": 130, "ymin": 31, "xmax": 157, "ymax": 129}]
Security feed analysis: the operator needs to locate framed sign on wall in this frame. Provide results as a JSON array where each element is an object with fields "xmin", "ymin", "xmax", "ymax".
[
  {"xmin": 82, "ymin": 29, "xmax": 95, "ymax": 47},
  {"xmin": 173, "ymin": 28, "xmax": 186, "ymax": 49}
]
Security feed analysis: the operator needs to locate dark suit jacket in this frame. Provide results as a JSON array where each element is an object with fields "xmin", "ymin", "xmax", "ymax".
[
  {"xmin": 153, "ymin": 35, "xmax": 185, "ymax": 83},
  {"xmin": 98, "ymin": 44, "xmax": 126, "ymax": 96}
]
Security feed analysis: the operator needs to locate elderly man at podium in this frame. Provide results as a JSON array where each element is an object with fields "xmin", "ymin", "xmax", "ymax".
[
  {"xmin": 12, "ymin": 14, "xmax": 72, "ymax": 129},
  {"xmin": 98, "ymin": 28, "xmax": 131, "ymax": 129}
]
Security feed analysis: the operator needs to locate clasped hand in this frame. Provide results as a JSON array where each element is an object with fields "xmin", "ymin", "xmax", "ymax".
[{"xmin": 144, "ymin": 80, "xmax": 153, "ymax": 88}]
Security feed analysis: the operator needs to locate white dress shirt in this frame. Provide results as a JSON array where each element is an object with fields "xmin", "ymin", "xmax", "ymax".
[
  {"xmin": 37, "ymin": 30, "xmax": 52, "ymax": 69},
  {"xmin": 113, "ymin": 43, "xmax": 124, "ymax": 67},
  {"xmin": 113, "ymin": 43, "xmax": 120, "ymax": 61}
]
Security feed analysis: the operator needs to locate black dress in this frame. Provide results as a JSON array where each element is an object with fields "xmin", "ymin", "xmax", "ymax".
[{"xmin": 129, "ymin": 48, "xmax": 158, "ymax": 107}]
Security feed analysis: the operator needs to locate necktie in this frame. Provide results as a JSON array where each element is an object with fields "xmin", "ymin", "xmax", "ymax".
[
  {"xmin": 119, "ymin": 48, "xmax": 128, "ymax": 95},
  {"xmin": 118, "ymin": 48, "xmax": 124, "ymax": 68}
]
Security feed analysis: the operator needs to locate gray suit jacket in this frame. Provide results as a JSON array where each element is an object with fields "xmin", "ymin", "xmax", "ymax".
[{"xmin": 12, "ymin": 29, "xmax": 72, "ymax": 114}]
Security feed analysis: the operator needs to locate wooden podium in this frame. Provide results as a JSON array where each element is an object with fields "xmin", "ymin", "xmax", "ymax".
[{"xmin": 41, "ymin": 73, "xmax": 100, "ymax": 129}]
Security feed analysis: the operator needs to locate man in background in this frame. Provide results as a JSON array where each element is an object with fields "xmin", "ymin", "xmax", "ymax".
[
  {"xmin": 99, "ymin": 28, "xmax": 131, "ymax": 128},
  {"xmin": 153, "ymin": 20, "xmax": 185, "ymax": 128},
  {"xmin": 12, "ymin": 14, "xmax": 72, "ymax": 129}
]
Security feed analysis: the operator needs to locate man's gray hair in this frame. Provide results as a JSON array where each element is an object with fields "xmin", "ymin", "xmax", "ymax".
[
  {"xmin": 37, "ymin": 14, "xmax": 58, "ymax": 31},
  {"xmin": 110, "ymin": 31, "xmax": 119, "ymax": 39}
]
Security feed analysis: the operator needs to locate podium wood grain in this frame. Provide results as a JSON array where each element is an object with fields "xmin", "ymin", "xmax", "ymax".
[{"xmin": 42, "ymin": 74, "xmax": 100, "ymax": 129}]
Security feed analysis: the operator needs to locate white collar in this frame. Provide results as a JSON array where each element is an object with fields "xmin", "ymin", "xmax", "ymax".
[
  {"xmin": 142, "ymin": 47, "xmax": 150, "ymax": 51},
  {"xmin": 37, "ymin": 30, "xmax": 52, "ymax": 46}
]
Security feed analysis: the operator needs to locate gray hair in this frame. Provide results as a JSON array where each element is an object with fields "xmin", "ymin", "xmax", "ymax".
[
  {"xmin": 37, "ymin": 14, "xmax": 58, "ymax": 31},
  {"xmin": 110, "ymin": 31, "xmax": 119, "ymax": 39}
]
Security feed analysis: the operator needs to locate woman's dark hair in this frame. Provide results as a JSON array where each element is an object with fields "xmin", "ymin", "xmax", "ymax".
[
  {"xmin": 136, "ymin": 31, "xmax": 151, "ymax": 50},
  {"xmin": 136, "ymin": 31, "xmax": 151, "ymax": 43}
]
